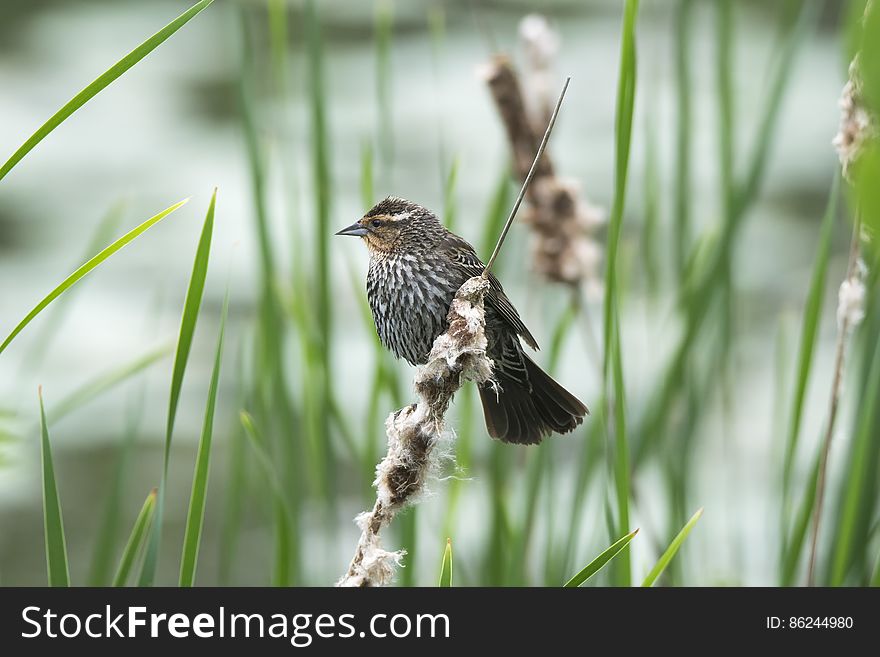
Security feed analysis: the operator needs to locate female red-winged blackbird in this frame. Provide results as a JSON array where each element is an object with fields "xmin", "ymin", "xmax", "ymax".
[{"xmin": 337, "ymin": 196, "xmax": 588, "ymax": 444}]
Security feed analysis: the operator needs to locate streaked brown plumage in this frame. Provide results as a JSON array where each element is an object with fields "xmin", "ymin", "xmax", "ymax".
[{"xmin": 337, "ymin": 197, "xmax": 588, "ymax": 444}]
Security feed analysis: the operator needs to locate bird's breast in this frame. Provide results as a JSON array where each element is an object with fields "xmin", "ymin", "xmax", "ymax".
[{"xmin": 366, "ymin": 252, "xmax": 464, "ymax": 365}]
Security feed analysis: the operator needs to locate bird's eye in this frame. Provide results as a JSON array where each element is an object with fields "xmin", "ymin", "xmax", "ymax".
[{"xmin": 370, "ymin": 219, "xmax": 382, "ymax": 228}]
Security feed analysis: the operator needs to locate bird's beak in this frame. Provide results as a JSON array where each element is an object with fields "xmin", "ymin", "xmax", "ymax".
[{"xmin": 335, "ymin": 222, "xmax": 369, "ymax": 237}]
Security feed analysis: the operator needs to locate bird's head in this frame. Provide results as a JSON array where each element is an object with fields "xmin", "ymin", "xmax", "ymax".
[{"xmin": 336, "ymin": 197, "xmax": 441, "ymax": 255}]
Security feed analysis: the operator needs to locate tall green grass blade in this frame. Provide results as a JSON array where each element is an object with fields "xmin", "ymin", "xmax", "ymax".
[
  {"xmin": 354, "ymin": 140, "xmax": 406, "ymax": 492},
  {"xmin": 773, "ymin": 316, "xmax": 794, "ymax": 473},
  {"xmin": 20, "ymin": 201, "xmax": 126, "ymax": 376},
  {"xmin": 307, "ymin": 0, "xmax": 332, "ymax": 350},
  {"xmin": 218, "ymin": 345, "xmax": 249, "ymax": 585},
  {"xmin": 38, "ymin": 388, "xmax": 70, "ymax": 587},
  {"xmin": 267, "ymin": 0, "xmax": 289, "ymax": 90},
  {"xmin": 486, "ymin": 445, "xmax": 513, "ymax": 586},
  {"xmin": 516, "ymin": 444, "xmax": 549, "ymax": 584},
  {"xmin": 548, "ymin": 298, "xmax": 578, "ymax": 372},
  {"xmin": 428, "ymin": 4, "xmax": 448, "ymax": 189},
  {"xmin": 781, "ymin": 453, "xmax": 820, "ymax": 585},
  {"xmin": 0, "ymin": 200, "xmax": 188, "ymax": 356},
  {"xmin": 564, "ymin": 528, "xmax": 639, "ymax": 587},
  {"xmin": 541, "ymin": 450, "xmax": 561, "ymax": 585},
  {"xmin": 88, "ymin": 390, "xmax": 146, "ymax": 585},
  {"xmin": 179, "ymin": 290, "xmax": 229, "ymax": 587},
  {"xmin": 329, "ymin": 396, "xmax": 362, "ymax": 462},
  {"xmin": 855, "ymin": 2, "xmax": 880, "ymax": 249},
  {"xmin": 442, "ymin": 384, "xmax": 474, "ymax": 543},
  {"xmin": 829, "ymin": 322, "xmax": 880, "ymax": 585},
  {"xmin": 306, "ymin": 0, "xmax": 335, "ymax": 501},
  {"xmin": 604, "ymin": 0, "xmax": 640, "ymax": 587},
  {"xmin": 375, "ymin": 0, "xmax": 394, "ymax": 174},
  {"xmin": 781, "ymin": 175, "xmax": 839, "ymax": 521},
  {"xmin": 736, "ymin": 1, "xmax": 816, "ymax": 214},
  {"xmin": 113, "ymin": 489, "xmax": 157, "ymax": 587},
  {"xmin": 439, "ymin": 538, "xmax": 453, "ymax": 587},
  {"xmin": 139, "ymin": 190, "xmax": 215, "ymax": 586},
  {"xmin": 609, "ymin": 332, "xmax": 631, "ymax": 587},
  {"xmin": 239, "ymin": 10, "xmax": 277, "ymax": 283},
  {"xmin": 400, "ymin": 511, "xmax": 418, "ymax": 587},
  {"xmin": 604, "ymin": 0, "xmax": 640, "ymax": 375},
  {"xmin": 642, "ymin": 112, "xmax": 660, "ymax": 296},
  {"xmin": 562, "ymin": 421, "xmax": 604, "ymax": 575},
  {"xmin": 165, "ymin": 190, "xmax": 215, "ymax": 459},
  {"xmin": 479, "ymin": 167, "xmax": 513, "ymax": 259},
  {"xmin": 240, "ymin": 7, "xmax": 303, "ymax": 556},
  {"xmin": 443, "ymin": 155, "xmax": 460, "ymax": 231},
  {"xmin": 641, "ymin": 507, "xmax": 703, "ymax": 587},
  {"xmin": 673, "ymin": 0, "xmax": 694, "ymax": 279},
  {"xmin": 634, "ymin": 1, "xmax": 814, "ymax": 467},
  {"xmin": 49, "ymin": 344, "xmax": 172, "ymax": 424},
  {"xmin": 361, "ymin": 140, "xmax": 375, "ymax": 208},
  {"xmin": 240, "ymin": 411, "xmax": 296, "ymax": 586},
  {"xmin": 0, "ymin": 0, "xmax": 214, "ymax": 182},
  {"xmin": 716, "ymin": 0, "xmax": 735, "ymax": 221},
  {"xmin": 273, "ymin": 502, "xmax": 292, "ymax": 587},
  {"xmin": 872, "ymin": 549, "xmax": 880, "ymax": 587}
]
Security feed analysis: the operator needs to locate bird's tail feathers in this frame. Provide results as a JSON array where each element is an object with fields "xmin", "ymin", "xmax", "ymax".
[{"xmin": 478, "ymin": 355, "xmax": 588, "ymax": 445}]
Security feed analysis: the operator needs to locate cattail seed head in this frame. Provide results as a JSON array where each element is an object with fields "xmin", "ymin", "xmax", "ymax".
[
  {"xmin": 837, "ymin": 259, "xmax": 867, "ymax": 331},
  {"xmin": 833, "ymin": 57, "xmax": 877, "ymax": 180},
  {"xmin": 338, "ymin": 277, "xmax": 493, "ymax": 587}
]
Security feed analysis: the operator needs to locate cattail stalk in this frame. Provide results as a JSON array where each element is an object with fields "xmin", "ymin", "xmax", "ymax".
[
  {"xmin": 806, "ymin": 213, "xmax": 863, "ymax": 586},
  {"xmin": 337, "ymin": 276, "xmax": 494, "ymax": 586},
  {"xmin": 806, "ymin": 23, "xmax": 874, "ymax": 584}
]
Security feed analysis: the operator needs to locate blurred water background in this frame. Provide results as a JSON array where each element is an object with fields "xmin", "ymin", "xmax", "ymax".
[{"xmin": 0, "ymin": 0, "xmax": 870, "ymax": 586}]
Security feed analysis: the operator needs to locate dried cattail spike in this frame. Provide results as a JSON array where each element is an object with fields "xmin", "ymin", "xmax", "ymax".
[
  {"xmin": 519, "ymin": 14, "xmax": 561, "ymax": 129},
  {"xmin": 337, "ymin": 276, "xmax": 493, "ymax": 587},
  {"xmin": 833, "ymin": 56, "xmax": 877, "ymax": 180}
]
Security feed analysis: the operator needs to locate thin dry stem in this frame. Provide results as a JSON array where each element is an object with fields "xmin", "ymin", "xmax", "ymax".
[
  {"xmin": 806, "ymin": 211, "xmax": 863, "ymax": 586},
  {"xmin": 482, "ymin": 75, "xmax": 570, "ymax": 276}
]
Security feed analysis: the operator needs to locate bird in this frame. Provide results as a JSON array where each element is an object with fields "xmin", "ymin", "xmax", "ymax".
[{"xmin": 336, "ymin": 196, "xmax": 588, "ymax": 445}]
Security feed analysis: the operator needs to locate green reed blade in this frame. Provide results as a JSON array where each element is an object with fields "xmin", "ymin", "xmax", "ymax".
[
  {"xmin": 781, "ymin": 175, "xmax": 839, "ymax": 519},
  {"xmin": 0, "ymin": 0, "xmax": 214, "ymax": 182},
  {"xmin": 443, "ymin": 155, "xmax": 460, "ymax": 231},
  {"xmin": 439, "ymin": 538, "xmax": 453, "ymax": 587},
  {"xmin": 641, "ymin": 508, "xmax": 703, "ymax": 587},
  {"xmin": 240, "ymin": 411, "xmax": 297, "ymax": 586},
  {"xmin": 603, "ymin": 0, "xmax": 640, "ymax": 587},
  {"xmin": 88, "ymin": 390, "xmax": 146, "ymax": 586},
  {"xmin": 112, "ymin": 489, "xmax": 157, "ymax": 587},
  {"xmin": 673, "ymin": 0, "xmax": 694, "ymax": 279},
  {"xmin": 38, "ymin": 388, "xmax": 70, "ymax": 587},
  {"xmin": 19, "ymin": 201, "xmax": 126, "ymax": 376},
  {"xmin": 781, "ymin": 452, "xmax": 820, "ymax": 585},
  {"xmin": 139, "ymin": 190, "xmax": 215, "ymax": 586},
  {"xmin": 0, "ymin": 200, "xmax": 188, "ymax": 356},
  {"xmin": 179, "ymin": 289, "xmax": 229, "ymax": 587},
  {"xmin": 49, "ymin": 344, "xmax": 172, "ymax": 424},
  {"xmin": 375, "ymin": 0, "xmax": 394, "ymax": 174},
  {"xmin": 564, "ymin": 528, "xmax": 639, "ymax": 587},
  {"xmin": 165, "ymin": 190, "xmax": 215, "ymax": 459},
  {"xmin": 829, "ymin": 320, "xmax": 880, "ymax": 585}
]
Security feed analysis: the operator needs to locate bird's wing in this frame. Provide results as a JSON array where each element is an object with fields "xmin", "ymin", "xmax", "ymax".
[{"xmin": 440, "ymin": 232, "xmax": 539, "ymax": 350}]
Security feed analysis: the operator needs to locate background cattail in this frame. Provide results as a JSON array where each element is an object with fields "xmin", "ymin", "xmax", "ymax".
[
  {"xmin": 833, "ymin": 57, "xmax": 877, "ymax": 181},
  {"xmin": 482, "ymin": 17, "xmax": 605, "ymax": 296}
]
